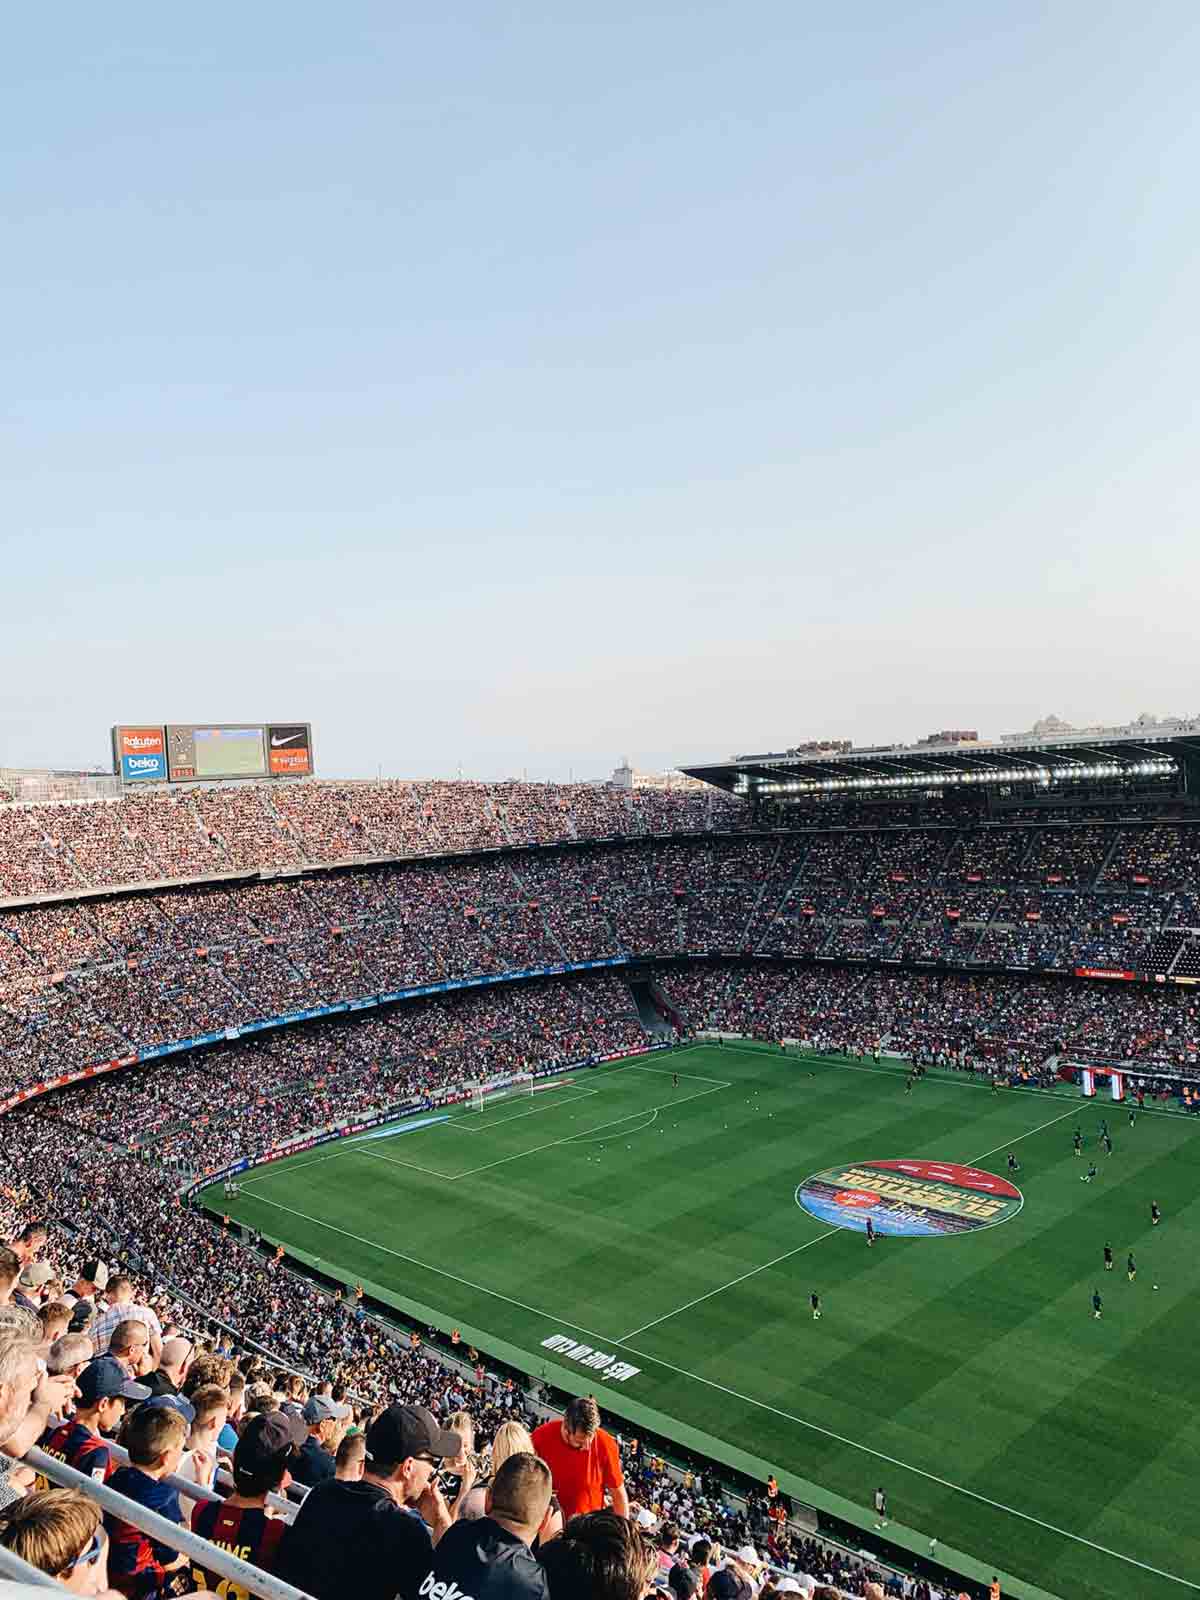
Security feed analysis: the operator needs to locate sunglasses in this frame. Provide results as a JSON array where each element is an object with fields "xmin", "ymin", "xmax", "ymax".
[
  {"xmin": 69, "ymin": 1529, "xmax": 105, "ymax": 1571},
  {"xmin": 415, "ymin": 1453, "xmax": 444, "ymax": 1468}
]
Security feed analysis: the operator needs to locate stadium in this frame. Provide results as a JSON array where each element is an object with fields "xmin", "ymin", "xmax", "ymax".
[{"xmin": 3, "ymin": 718, "xmax": 1200, "ymax": 1600}]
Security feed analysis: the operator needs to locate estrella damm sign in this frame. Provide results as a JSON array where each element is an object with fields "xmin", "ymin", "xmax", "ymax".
[{"xmin": 795, "ymin": 1158, "xmax": 1022, "ymax": 1237}]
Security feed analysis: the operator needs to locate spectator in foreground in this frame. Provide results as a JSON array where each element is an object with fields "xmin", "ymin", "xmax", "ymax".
[
  {"xmin": 139, "ymin": 1336, "xmax": 192, "ymax": 1399},
  {"xmin": 532, "ymin": 1396, "xmax": 628, "ymax": 1522},
  {"xmin": 191, "ymin": 1411, "xmax": 305, "ymax": 1587},
  {"xmin": 178, "ymin": 1385, "xmax": 230, "ymax": 1492},
  {"xmin": 539, "ymin": 1509, "xmax": 657, "ymax": 1600},
  {"xmin": 0, "ymin": 1486, "xmax": 111, "ymax": 1595},
  {"xmin": 276, "ymin": 1402, "xmax": 462, "ymax": 1600},
  {"xmin": 91, "ymin": 1279, "xmax": 163, "ymax": 1369},
  {"xmin": 460, "ymin": 1419, "xmax": 536, "ymax": 1519},
  {"xmin": 107, "ymin": 1322, "xmax": 154, "ymax": 1383},
  {"xmin": 291, "ymin": 1393, "xmax": 350, "ymax": 1486},
  {"xmin": 420, "ymin": 1451, "xmax": 553, "ymax": 1600},
  {"xmin": 0, "ymin": 1332, "xmax": 77, "ymax": 1510},
  {"xmin": 335, "ymin": 1431, "xmax": 366, "ymax": 1482},
  {"xmin": 42, "ymin": 1357, "xmax": 150, "ymax": 1483},
  {"xmin": 105, "ymin": 1400, "xmax": 193, "ymax": 1599}
]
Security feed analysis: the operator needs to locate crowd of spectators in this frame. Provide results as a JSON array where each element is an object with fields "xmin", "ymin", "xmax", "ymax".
[
  {"xmin": 0, "ymin": 781, "xmax": 749, "ymax": 900},
  {"xmin": 6, "ymin": 811, "xmax": 1200, "ymax": 1098},
  {"xmin": 660, "ymin": 962, "xmax": 1200, "ymax": 1078}
]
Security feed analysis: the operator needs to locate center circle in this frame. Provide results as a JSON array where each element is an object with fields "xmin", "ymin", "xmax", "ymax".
[{"xmin": 795, "ymin": 1158, "xmax": 1023, "ymax": 1237}]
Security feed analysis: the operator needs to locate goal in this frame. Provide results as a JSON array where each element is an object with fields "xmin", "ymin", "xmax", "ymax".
[{"xmin": 464, "ymin": 1073, "xmax": 535, "ymax": 1112}]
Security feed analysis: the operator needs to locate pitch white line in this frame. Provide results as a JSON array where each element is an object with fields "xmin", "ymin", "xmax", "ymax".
[
  {"xmin": 222, "ymin": 1187, "xmax": 1199, "ymax": 1593},
  {"xmin": 619, "ymin": 1227, "xmax": 839, "ymax": 1340},
  {"xmin": 970, "ymin": 1105, "xmax": 1079, "ymax": 1164},
  {"xmin": 572, "ymin": 1108, "xmax": 659, "ymax": 1143},
  {"xmin": 351, "ymin": 1146, "xmax": 459, "ymax": 1179},
  {"xmin": 444, "ymin": 1086, "xmax": 599, "ymax": 1132},
  {"xmin": 617, "ymin": 1103, "xmax": 1080, "ymax": 1342},
  {"xmin": 451, "ymin": 1081, "xmax": 728, "ymax": 1179}
]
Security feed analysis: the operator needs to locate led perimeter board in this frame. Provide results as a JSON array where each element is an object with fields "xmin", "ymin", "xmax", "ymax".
[{"xmin": 112, "ymin": 724, "xmax": 313, "ymax": 783}]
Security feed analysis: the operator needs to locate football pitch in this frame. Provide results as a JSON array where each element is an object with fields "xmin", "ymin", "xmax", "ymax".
[{"xmin": 204, "ymin": 1044, "xmax": 1200, "ymax": 1600}]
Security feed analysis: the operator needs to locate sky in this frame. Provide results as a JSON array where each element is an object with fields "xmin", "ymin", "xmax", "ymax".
[{"xmin": 3, "ymin": 3, "xmax": 1199, "ymax": 780}]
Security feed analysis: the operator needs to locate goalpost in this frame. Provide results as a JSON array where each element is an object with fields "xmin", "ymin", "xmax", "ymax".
[{"xmin": 464, "ymin": 1073, "xmax": 535, "ymax": 1112}]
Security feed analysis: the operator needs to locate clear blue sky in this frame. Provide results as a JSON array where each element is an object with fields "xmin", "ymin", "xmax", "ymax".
[{"xmin": 4, "ymin": 3, "xmax": 1198, "ymax": 778}]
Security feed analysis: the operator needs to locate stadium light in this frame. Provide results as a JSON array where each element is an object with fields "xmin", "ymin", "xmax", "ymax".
[{"xmin": 751, "ymin": 756, "xmax": 1176, "ymax": 797}]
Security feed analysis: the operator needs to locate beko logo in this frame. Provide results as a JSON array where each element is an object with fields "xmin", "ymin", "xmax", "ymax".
[
  {"xmin": 419, "ymin": 1576, "xmax": 475, "ymax": 1600},
  {"xmin": 127, "ymin": 756, "xmax": 162, "ymax": 771}
]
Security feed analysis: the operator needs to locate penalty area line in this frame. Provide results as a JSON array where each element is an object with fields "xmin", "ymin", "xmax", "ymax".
[{"xmin": 212, "ymin": 1188, "xmax": 1197, "ymax": 1593}]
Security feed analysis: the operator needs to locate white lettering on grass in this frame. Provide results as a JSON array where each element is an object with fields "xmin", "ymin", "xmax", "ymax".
[{"xmin": 540, "ymin": 1333, "xmax": 640, "ymax": 1383}]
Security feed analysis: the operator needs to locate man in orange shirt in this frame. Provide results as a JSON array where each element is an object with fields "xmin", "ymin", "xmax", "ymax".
[{"xmin": 531, "ymin": 1396, "xmax": 629, "ymax": 1520}]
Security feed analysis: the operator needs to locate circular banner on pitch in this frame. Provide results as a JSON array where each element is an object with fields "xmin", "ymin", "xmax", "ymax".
[{"xmin": 795, "ymin": 1158, "xmax": 1023, "ymax": 1237}]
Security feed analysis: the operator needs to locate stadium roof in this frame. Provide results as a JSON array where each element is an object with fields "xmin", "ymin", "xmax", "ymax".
[{"xmin": 680, "ymin": 726, "xmax": 1200, "ymax": 798}]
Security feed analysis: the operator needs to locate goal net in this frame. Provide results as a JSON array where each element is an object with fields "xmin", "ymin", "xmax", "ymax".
[{"xmin": 464, "ymin": 1073, "xmax": 535, "ymax": 1111}]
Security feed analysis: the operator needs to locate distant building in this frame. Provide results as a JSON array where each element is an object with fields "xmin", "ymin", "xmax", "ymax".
[
  {"xmin": 917, "ymin": 729, "xmax": 980, "ymax": 747},
  {"xmin": 1002, "ymin": 712, "xmax": 1200, "ymax": 743},
  {"xmin": 607, "ymin": 760, "xmax": 708, "ymax": 792}
]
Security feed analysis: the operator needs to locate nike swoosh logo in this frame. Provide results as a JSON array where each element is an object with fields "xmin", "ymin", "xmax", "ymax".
[{"xmin": 271, "ymin": 733, "xmax": 304, "ymax": 747}]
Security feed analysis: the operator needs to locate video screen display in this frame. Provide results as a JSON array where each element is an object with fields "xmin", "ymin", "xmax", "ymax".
[{"xmin": 166, "ymin": 725, "xmax": 267, "ymax": 781}]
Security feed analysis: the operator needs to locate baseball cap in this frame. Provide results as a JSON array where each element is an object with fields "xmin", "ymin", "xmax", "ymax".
[
  {"xmin": 80, "ymin": 1261, "xmax": 109, "ymax": 1290},
  {"xmin": 142, "ymin": 1394, "xmax": 195, "ymax": 1424},
  {"xmin": 18, "ymin": 1263, "xmax": 54, "ymax": 1289},
  {"xmin": 77, "ymin": 1357, "xmax": 151, "ymax": 1406},
  {"xmin": 775, "ymin": 1581, "xmax": 804, "ymax": 1595},
  {"xmin": 707, "ymin": 1573, "xmax": 751, "ymax": 1600},
  {"xmin": 303, "ymin": 1395, "xmax": 351, "ymax": 1424},
  {"xmin": 234, "ymin": 1411, "xmax": 307, "ymax": 1486},
  {"xmin": 736, "ymin": 1546, "xmax": 762, "ymax": 1567},
  {"xmin": 365, "ymin": 1403, "xmax": 462, "ymax": 1466}
]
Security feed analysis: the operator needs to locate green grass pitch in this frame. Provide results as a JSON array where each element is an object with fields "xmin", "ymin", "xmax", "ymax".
[{"xmin": 204, "ymin": 1044, "xmax": 1200, "ymax": 1600}]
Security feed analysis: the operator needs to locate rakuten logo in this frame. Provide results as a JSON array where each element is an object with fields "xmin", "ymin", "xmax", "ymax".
[
  {"xmin": 124, "ymin": 734, "xmax": 159, "ymax": 751},
  {"xmin": 419, "ymin": 1575, "xmax": 475, "ymax": 1600}
]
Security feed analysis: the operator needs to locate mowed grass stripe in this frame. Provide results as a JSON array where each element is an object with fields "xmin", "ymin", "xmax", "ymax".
[{"xmin": 211, "ymin": 1046, "xmax": 1200, "ymax": 1600}]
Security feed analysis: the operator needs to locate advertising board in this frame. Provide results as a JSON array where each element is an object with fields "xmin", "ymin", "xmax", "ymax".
[
  {"xmin": 111, "ymin": 726, "xmax": 167, "ymax": 782},
  {"xmin": 266, "ymin": 723, "xmax": 313, "ymax": 775}
]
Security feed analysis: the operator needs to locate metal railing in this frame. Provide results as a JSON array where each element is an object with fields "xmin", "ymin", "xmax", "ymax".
[{"xmin": 24, "ymin": 1447, "xmax": 314, "ymax": 1600}]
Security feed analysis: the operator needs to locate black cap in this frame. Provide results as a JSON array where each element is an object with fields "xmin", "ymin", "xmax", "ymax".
[
  {"xmin": 706, "ymin": 1574, "xmax": 750, "ymax": 1600},
  {"xmin": 234, "ymin": 1412, "xmax": 307, "ymax": 1486},
  {"xmin": 365, "ymin": 1404, "xmax": 461, "ymax": 1467},
  {"xmin": 668, "ymin": 1567, "xmax": 701, "ymax": 1599},
  {"xmin": 77, "ymin": 1357, "xmax": 150, "ymax": 1407}
]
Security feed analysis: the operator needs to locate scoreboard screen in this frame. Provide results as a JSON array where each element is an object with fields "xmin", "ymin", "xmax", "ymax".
[
  {"xmin": 167, "ymin": 725, "xmax": 266, "ymax": 780},
  {"xmin": 114, "ymin": 723, "xmax": 314, "ymax": 783}
]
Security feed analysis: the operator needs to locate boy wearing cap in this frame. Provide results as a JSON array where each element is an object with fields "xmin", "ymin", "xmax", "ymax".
[
  {"xmin": 276, "ymin": 1403, "xmax": 462, "ymax": 1600},
  {"xmin": 105, "ymin": 1401, "xmax": 194, "ymax": 1599},
  {"xmin": 292, "ymin": 1393, "xmax": 351, "ymax": 1486},
  {"xmin": 190, "ymin": 1411, "xmax": 305, "ymax": 1588},
  {"xmin": 42, "ymin": 1358, "xmax": 151, "ymax": 1483}
]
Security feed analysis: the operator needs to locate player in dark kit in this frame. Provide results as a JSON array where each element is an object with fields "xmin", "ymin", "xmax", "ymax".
[
  {"xmin": 1102, "ymin": 1133, "xmax": 1113, "ymax": 1156},
  {"xmin": 1128, "ymin": 1105, "xmax": 1137, "ymax": 1127},
  {"xmin": 1007, "ymin": 1152, "xmax": 1020, "ymax": 1174},
  {"xmin": 1073, "ymin": 1129, "xmax": 1083, "ymax": 1157},
  {"xmin": 1092, "ymin": 1289, "xmax": 1103, "ymax": 1320},
  {"xmin": 1151, "ymin": 1202, "xmax": 1161, "ymax": 1226},
  {"xmin": 810, "ymin": 1291, "xmax": 822, "ymax": 1321},
  {"xmin": 672, "ymin": 1072, "xmax": 678, "ymax": 1089},
  {"xmin": 865, "ymin": 1217, "xmax": 876, "ymax": 1248},
  {"xmin": 1127, "ymin": 1253, "xmax": 1137, "ymax": 1282},
  {"xmin": 1099, "ymin": 1119, "xmax": 1108, "ymax": 1141},
  {"xmin": 1081, "ymin": 1162, "xmax": 1097, "ymax": 1183},
  {"xmin": 1103, "ymin": 1243, "xmax": 1113, "ymax": 1271}
]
